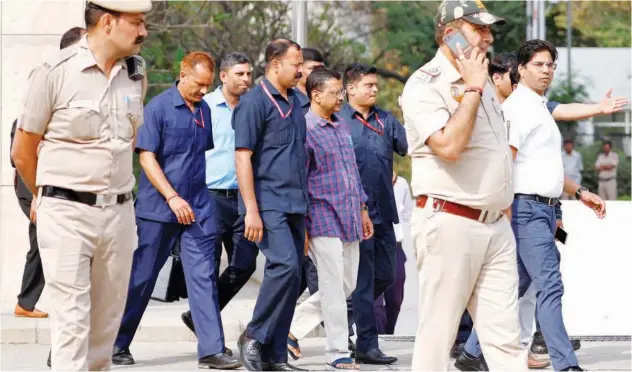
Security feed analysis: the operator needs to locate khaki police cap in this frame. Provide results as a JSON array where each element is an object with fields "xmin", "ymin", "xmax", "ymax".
[
  {"xmin": 87, "ymin": 0, "xmax": 152, "ymax": 13},
  {"xmin": 436, "ymin": 0, "xmax": 505, "ymax": 27}
]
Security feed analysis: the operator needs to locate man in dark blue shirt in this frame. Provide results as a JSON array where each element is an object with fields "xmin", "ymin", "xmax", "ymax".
[
  {"xmin": 233, "ymin": 39, "xmax": 309, "ymax": 371},
  {"xmin": 339, "ymin": 63, "xmax": 408, "ymax": 365},
  {"xmin": 112, "ymin": 52, "xmax": 241, "ymax": 370},
  {"xmin": 294, "ymin": 48, "xmax": 325, "ymax": 116}
]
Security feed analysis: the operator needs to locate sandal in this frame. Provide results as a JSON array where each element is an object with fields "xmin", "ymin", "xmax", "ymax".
[
  {"xmin": 327, "ymin": 357, "xmax": 359, "ymax": 370},
  {"xmin": 287, "ymin": 336, "xmax": 301, "ymax": 360}
]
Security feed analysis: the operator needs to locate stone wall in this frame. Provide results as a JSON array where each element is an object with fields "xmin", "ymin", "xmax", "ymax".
[{"xmin": 1, "ymin": 0, "xmax": 85, "ymax": 309}]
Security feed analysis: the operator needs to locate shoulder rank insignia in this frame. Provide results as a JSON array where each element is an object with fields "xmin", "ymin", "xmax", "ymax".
[{"xmin": 417, "ymin": 65, "xmax": 441, "ymax": 84}]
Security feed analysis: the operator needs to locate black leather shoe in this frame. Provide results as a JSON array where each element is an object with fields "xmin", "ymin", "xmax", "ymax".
[
  {"xmin": 181, "ymin": 311, "xmax": 233, "ymax": 356},
  {"xmin": 561, "ymin": 366, "xmax": 584, "ymax": 371},
  {"xmin": 198, "ymin": 352, "xmax": 242, "ymax": 369},
  {"xmin": 182, "ymin": 310, "xmax": 196, "ymax": 335},
  {"xmin": 355, "ymin": 348, "xmax": 397, "ymax": 365},
  {"xmin": 237, "ymin": 331, "xmax": 263, "ymax": 371},
  {"xmin": 348, "ymin": 338, "xmax": 356, "ymax": 358},
  {"xmin": 454, "ymin": 351, "xmax": 489, "ymax": 371},
  {"xmin": 112, "ymin": 346, "xmax": 135, "ymax": 365},
  {"xmin": 262, "ymin": 362, "xmax": 307, "ymax": 371},
  {"xmin": 531, "ymin": 332, "xmax": 581, "ymax": 354},
  {"xmin": 46, "ymin": 350, "xmax": 51, "ymax": 368},
  {"xmin": 450, "ymin": 341, "xmax": 465, "ymax": 359}
]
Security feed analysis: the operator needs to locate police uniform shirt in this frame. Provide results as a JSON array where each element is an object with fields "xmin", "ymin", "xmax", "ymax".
[
  {"xmin": 17, "ymin": 35, "xmax": 144, "ymax": 195},
  {"xmin": 135, "ymin": 82, "xmax": 214, "ymax": 224},
  {"xmin": 232, "ymin": 77, "xmax": 309, "ymax": 215},
  {"xmin": 401, "ymin": 49, "xmax": 513, "ymax": 212}
]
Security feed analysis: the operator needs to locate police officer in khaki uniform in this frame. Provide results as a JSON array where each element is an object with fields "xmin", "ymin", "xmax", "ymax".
[
  {"xmin": 400, "ymin": 0, "xmax": 525, "ymax": 370},
  {"xmin": 594, "ymin": 140, "xmax": 619, "ymax": 200},
  {"xmin": 11, "ymin": 1, "xmax": 151, "ymax": 370}
]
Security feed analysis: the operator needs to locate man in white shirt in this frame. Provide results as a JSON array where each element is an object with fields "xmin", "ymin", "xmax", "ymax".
[
  {"xmin": 374, "ymin": 172, "xmax": 412, "ymax": 335},
  {"xmin": 459, "ymin": 39, "xmax": 606, "ymax": 372}
]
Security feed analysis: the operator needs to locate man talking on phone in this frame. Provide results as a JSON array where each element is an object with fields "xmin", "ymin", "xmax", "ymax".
[{"xmin": 400, "ymin": 0, "xmax": 525, "ymax": 370}]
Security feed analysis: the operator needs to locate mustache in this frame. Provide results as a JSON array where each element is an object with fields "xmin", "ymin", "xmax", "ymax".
[
  {"xmin": 134, "ymin": 36, "xmax": 145, "ymax": 45},
  {"xmin": 295, "ymin": 72, "xmax": 302, "ymax": 79}
]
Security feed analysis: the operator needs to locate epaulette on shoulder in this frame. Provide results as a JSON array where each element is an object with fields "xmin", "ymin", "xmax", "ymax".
[
  {"xmin": 415, "ymin": 64, "xmax": 441, "ymax": 84},
  {"xmin": 41, "ymin": 46, "xmax": 79, "ymax": 70}
]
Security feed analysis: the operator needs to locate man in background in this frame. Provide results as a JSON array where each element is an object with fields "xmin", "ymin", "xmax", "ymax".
[
  {"xmin": 595, "ymin": 140, "xmax": 619, "ymax": 200},
  {"xmin": 9, "ymin": 26, "xmax": 86, "ymax": 322},
  {"xmin": 294, "ymin": 48, "xmax": 326, "ymax": 115},
  {"xmin": 562, "ymin": 139, "xmax": 583, "ymax": 200}
]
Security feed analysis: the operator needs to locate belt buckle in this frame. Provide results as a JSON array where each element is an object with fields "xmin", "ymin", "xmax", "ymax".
[
  {"xmin": 94, "ymin": 194, "xmax": 116, "ymax": 207},
  {"xmin": 432, "ymin": 198, "xmax": 446, "ymax": 212}
]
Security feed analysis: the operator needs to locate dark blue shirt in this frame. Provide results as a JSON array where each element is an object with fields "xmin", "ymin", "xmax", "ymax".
[
  {"xmin": 547, "ymin": 101, "xmax": 560, "ymax": 114},
  {"xmin": 135, "ymin": 83, "xmax": 214, "ymax": 224},
  {"xmin": 294, "ymin": 87, "xmax": 311, "ymax": 116},
  {"xmin": 339, "ymin": 103, "xmax": 408, "ymax": 225},
  {"xmin": 233, "ymin": 78, "xmax": 309, "ymax": 215}
]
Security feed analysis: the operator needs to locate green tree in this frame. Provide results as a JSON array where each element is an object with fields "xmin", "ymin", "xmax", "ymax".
[{"xmin": 546, "ymin": 72, "xmax": 591, "ymax": 141}]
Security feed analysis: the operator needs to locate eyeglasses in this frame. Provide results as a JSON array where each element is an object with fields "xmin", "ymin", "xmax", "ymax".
[
  {"xmin": 318, "ymin": 89, "xmax": 346, "ymax": 97},
  {"xmin": 530, "ymin": 61, "xmax": 557, "ymax": 71}
]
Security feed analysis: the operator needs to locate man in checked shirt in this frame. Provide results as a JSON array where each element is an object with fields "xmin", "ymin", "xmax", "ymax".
[{"xmin": 286, "ymin": 68, "xmax": 373, "ymax": 370}]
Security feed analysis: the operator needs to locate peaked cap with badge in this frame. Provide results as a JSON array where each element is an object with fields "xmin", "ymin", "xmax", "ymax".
[
  {"xmin": 436, "ymin": 0, "xmax": 505, "ymax": 27},
  {"xmin": 87, "ymin": 0, "xmax": 152, "ymax": 13}
]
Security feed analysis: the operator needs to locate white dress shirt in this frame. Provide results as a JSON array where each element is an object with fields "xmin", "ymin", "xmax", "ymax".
[
  {"xmin": 393, "ymin": 176, "xmax": 413, "ymax": 242},
  {"xmin": 504, "ymin": 83, "xmax": 564, "ymax": 198}
]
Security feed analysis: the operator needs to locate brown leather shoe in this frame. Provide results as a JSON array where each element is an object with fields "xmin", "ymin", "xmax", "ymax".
[
  {"xmin": 14, "ymin": 304, "xmax": 48, "ymax": 318},
  {"xmin": 528, "ymin": 352, "xmax": 551, "ymax": 369}
]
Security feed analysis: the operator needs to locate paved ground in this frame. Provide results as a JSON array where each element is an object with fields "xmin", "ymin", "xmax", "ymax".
[{"xmin": 2, "ymin": 337, "xmax": 630, "ymax": 371}]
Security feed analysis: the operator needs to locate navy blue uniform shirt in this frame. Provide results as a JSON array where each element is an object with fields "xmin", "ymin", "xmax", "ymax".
[
  {"xmin": 294, "ymin": 87, "xmax": 311, "ymax": 116},
  {"xmin": 340, "ymin": 103, "xmax": 408, "ymax": 225},
  {"xmin": 233, "ymin": 78, "xmax": 309, "ymax": 215},
  {"xmin": 135, "ymin": 82, "xmax": 214, "ymax": 224}
]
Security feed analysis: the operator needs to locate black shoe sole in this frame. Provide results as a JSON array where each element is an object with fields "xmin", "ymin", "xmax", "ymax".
[
  {"xmin": 355, "ymin": 358, "xmax": 397, "ymax": 365},
  {"xmin": 454, "ymin": 360, "xmax": 487, "ymax": 371},
  {"xmin": 112, "ymin": 359, "xmax": 135, "ymax": 366}
]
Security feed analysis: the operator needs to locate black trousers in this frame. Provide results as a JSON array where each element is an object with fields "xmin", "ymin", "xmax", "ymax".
[{"xmin": 14, "ymin": 174, "xmax": 45, "ymax": 311}]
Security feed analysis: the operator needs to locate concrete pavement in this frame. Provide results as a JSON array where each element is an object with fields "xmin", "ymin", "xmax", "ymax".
[{"xmin": 2, "ymin": 338, "xmax": 631, "ymax": 371}]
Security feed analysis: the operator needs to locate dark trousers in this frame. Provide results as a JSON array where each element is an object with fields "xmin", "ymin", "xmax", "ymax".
[
  {"xmin": 246, "ymin": 211, "xmax": 305, "ymax": 364},
  {"xmin": 297, "ymin": 256, "xmax": 319, "ymax": 296},
  {"xmin": 116, "ymin": 216, "xmax": 225, "ymax": 358},
  {"xmin": 464, "ymin": 199, "xmax": 578, "ymax": 370},
  {"xmin": 347, "ymin": 223, "xmax": 396, "ymax": 353},
  {"xmin": 210, "ymin": 190, "xmax": 259, "ymax": 309},
  {"xmin": 456, "ymin": 311, "xmax": 474, "ymax": 343},
  {"xmin": 374, "ymin": 242, "xmax": 406, "ymax": 335},
  {"xmin": 15, "ymin": 174, "xmax": 45, "ymax": 311}
]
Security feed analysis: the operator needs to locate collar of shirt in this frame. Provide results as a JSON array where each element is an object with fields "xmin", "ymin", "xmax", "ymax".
[
  {"xmin": 76, "ymin": 35, "xmax": 127, "ymax": 73},
  {"xmin": 341, "ymin": 103, "xmax": 378, "ymax": 121},
  {"xmin": 306, "ymin": 109, "xmax": 340, "ymax": 128},
  {"xmin": 205, "ymin": 85, "xmax": 230, "ymax": 109},
  {"xmin": 262, "ymin": 77, "xmax": 296, "ymax": 103},
  {"xmin": 434, "ymin": 49, "xmax": 461, "ymax": 83},
  {"xmin": 294, "ymin": 87, "xmax": 310, "ymax": 108},
  {"xmin": 514, "ymin": 82, "xmax": 549, "ymax": 106},
  {"xmin": 170, "ymin": 81, "xmax": 204, "ymax": 110}
]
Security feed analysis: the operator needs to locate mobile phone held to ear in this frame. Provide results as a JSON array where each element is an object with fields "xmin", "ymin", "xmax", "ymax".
[
  {"xmin": 444, "ymin": 30, "xmax": 473, "ymax": 59},
  {"xmin": 555, "ymin": 227, "xmax": 568, "ymax": 245}
]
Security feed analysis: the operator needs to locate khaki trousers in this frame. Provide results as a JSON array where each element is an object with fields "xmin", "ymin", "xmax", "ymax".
[
  {"xmin": 598, "ymin": 179, "xmax": 617, "ymax": 200},
  {"xmin": 411, "ymin": 203, "xmax": 526, "ymax": 371},
  {"xmin": 37, "ymin": 195, "xmax": 136, "ymax": 371},
  {"xmin": 290, "ymin": 237, "xmax": 359, "ymax": 362}
]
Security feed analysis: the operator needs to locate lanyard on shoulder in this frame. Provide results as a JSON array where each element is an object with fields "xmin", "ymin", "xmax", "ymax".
[
  {"xmin": 261, "ymin": 81, "xmax": 293, "ymax": 119},
  {"xmin": 354, "ymin": 112, "xmax": 384, "ymax": 136}
]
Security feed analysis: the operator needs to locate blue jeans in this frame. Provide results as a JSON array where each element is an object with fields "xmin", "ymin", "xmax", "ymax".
[{"xmin": 464, "ymin": 199, "xmax": 578, "ymax": 370}]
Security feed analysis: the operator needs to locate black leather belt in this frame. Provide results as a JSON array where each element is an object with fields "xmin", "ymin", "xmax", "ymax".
[
  {"xmin": 209, "ymin": 189, "xmax": 238, "ymax": 198},
  {"xmin": 598, "ymin": 177, "xmax": 615, "ymax": 182},
  {"xmin": 514, "ymin": 193, "xmax": 559, "ymax": 206},
  {"xmin": 41, "ymin": 186, "xmax": 133, "ymax": 207}
]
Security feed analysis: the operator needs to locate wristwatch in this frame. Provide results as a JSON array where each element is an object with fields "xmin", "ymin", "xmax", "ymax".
[
  {"xmin": 361, "ymin": 205, "xmax": 369, "ymax": 211},
  {"xmin": 575, "ymin": 186, "xmax": 588, "ymax": 200}
]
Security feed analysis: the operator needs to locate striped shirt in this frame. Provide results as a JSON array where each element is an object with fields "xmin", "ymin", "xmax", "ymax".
[{"xmin": 305, "ymin": 110, "xmax": 367, "ymax": 242}]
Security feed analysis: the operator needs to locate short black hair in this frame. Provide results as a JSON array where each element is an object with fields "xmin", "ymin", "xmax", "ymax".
[
  {"xmin": 220, "ymin": 52, "xmax": 251, "ymax": 72},
  {"xmin": 517, "ymin": 39, "xmax": 558, "ymax": 67},
  {"xmin": 343, "ymin": 63, "xmax": 377, "ymax": 87},
  {"xmin": 302, "ymin": 48, "xmax": 325, "ymax": 63},
  {"xmin": 264, "ymin": 39, "xmax": 301, "ymax": 64},
  {"xmin": 509, "ymin": 64, "xmax": 520, "ymax": 86},
  {"xmin": 564, "ymin": 138, "xmax": 574, "ymax": 145},
  {"xmin": 489, "ymin": 52, "xmax": 517, "ymax": 78},
  {"xmin": 84, "ymin": 2, "xmax": 120, "ymax": 29},
  {"xmin": 603, "ymin": 140, "xmax": 613, "ymax": 147},
  {"xmin": 306, "ymin": 68, "xmax": 341, "ymax": 100},
  {"xmin": 60, "ymin": 27, "xmax": 85, "ymax": 50}
]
